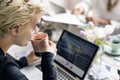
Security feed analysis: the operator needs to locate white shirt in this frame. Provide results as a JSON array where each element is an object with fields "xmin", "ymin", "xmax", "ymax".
[{"xmin": 75, "ymin": 0, "xmax": 120, "ymax": 35}]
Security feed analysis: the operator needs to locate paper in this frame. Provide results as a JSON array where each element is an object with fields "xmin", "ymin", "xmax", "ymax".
[
  {"xmin": 88, "ymin": 62, "xmax": 119, "ymax": 80},
  {"xmin": 42, "ymin": 13, "xmax": 87, "ymax": 27}
]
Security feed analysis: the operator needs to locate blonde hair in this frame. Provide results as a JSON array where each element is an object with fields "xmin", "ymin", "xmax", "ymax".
[{"xmin": 0, "ymin": 0, "xmax": 43, "ymax": 36}]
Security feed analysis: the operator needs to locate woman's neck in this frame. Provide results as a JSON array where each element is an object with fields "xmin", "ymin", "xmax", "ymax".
[{"xmin": 0, "ymin": 37, "xmax": 12, "ymax": 54}]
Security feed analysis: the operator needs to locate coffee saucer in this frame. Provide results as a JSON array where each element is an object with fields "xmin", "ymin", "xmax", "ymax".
[{"xmin": 103, "ymin": 45, "xmax": 120, "ymax": 56}]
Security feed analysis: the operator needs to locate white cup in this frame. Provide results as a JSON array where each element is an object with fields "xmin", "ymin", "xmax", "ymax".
[{"xmin": 111, "ymin": 39, "xmax": 120, "ymax": 52}]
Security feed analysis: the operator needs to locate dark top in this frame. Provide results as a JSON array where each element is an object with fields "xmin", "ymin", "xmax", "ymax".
[{"xmin": 0, "ymin": 48, "xmax": 57, "ymax": 80}]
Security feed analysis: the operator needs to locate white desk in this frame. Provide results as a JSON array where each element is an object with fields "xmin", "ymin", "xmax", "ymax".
[
  {"xmin": 20, "ymin": 52, "xmax": 120, "ymax": 80},
  {"xmin": 101, "ymin": 53, "xmax": 120, "ymax": 70},
  {"xmin": 83, "ymin": 53, "xmax": 120, "ymax": 80},
  {"xmin": 20, "ymin": 65, "xmax": 42, "ymax": 80},
  {"xmin": 84, "ymin": 42, "xmax": 120, "ymax": 80}
]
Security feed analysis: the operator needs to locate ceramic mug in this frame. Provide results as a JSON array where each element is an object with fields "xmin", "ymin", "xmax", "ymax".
[
  {"xmin": 31, "ymin": 32, "xmax": 48, "ymax": 56},
  {"xmin": 111, "ymin": 39, "xmax": 120, "ymax": 52}
]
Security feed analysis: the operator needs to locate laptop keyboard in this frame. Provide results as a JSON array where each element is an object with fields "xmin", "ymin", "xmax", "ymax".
[
  {"xmin": 56, "ymin": 67, "xmax": 74, "ymax": 80},
  {"xmin": 36, "ymin": 64, "xmax": 74, "ymax": 80}
]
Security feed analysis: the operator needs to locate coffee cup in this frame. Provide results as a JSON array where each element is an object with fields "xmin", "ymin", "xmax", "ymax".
[
  {"xmin": 32, "ymin": 32, "xmax": 48, "ymax": 40},
  {"xmin": 111, "ymin": 39, "xmax": 120, "ymax": 52},
  {"xmin": 31, "ymin": 32, "xmax": 48, "ymax": 56}
]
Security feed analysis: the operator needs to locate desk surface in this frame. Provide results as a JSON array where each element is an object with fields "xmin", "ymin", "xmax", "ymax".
[
  {"xmin": 20, "ymin": 64, "xmax": 42, "ymax": 80},
  {"xmin": 101, "ymin": 53, "xmax": 120, "ymax": 69}
]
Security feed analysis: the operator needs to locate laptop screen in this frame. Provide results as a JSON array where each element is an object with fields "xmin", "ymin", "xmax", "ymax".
[{"xmin": 55, "ymin": 30, "xmax": 99, "ymax": 79}]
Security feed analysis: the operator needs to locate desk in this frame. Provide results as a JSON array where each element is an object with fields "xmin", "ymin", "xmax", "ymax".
[
  {"xmin": 101, "ymin": 53, "xmax": 120, "ymax": 69},
  {"xmin": 20, "ymin": 52, "xmax": 120, "ymax": 80},
  {"xmin": 20, "ymin": 64, "xmax": 42, "ymax": 80},
  {"xmin": 84, "ymin": 43, "xmax": 120, "ymax": 80}
]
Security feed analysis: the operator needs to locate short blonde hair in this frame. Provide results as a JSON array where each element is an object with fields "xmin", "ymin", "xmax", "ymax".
[{"xmin": 0, "ymin": 0, "xmax": 43, "ymax": 36}]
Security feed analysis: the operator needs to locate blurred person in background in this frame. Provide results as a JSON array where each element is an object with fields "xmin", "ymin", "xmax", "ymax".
[
  {"xmin": 71, "ymin": 0, "xmax": 120, "ymax": 35},
  {"xmin": 0, "ymin": 0, "xmax": 57, "ymax": 80}
]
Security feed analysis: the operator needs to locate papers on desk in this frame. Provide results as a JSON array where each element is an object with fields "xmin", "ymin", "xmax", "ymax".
[
  {"xmin": 42, "ymin": 13, "xmax": 87, "ymax": 27},
  {"xmin": 88, "ymin": 62, "xmax": 119, "ymax": 80}
]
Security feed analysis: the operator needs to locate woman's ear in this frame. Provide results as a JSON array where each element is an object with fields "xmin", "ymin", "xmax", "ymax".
[{"xmin": 9, "ymin": 25, "xmax": 20, "ymax": 36}]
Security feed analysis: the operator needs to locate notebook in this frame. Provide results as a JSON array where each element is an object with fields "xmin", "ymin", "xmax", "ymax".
[{"xmin": 55, "ymin": 30, "xmax": 99, "ymax": 80}]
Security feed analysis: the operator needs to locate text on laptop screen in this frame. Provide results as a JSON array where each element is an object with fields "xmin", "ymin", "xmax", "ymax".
[{"xmin": 56, "ymin": 30, "xmax": 98, "ymax": 79}]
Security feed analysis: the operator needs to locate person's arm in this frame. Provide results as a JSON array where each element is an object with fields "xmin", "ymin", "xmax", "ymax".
[
  {"xmin": 73, "ymin": 0, "xmax": 92, "ymax": 15},
  {"xmin": 41, "ymin": 52, "xmax": 57, "ymax": 80},
  {"xmin": 7, "ymin": 51, "xmax": 40, "ymax": 69},
  {"xmin": 15, "ymin": 51, "xmax": 40, "ymax": 68},
  {"xmin": 15, "ymin": 56, "xmax": 29, "ymax": 68},
  {"xmin": 31, "ymin": 33, "xmax": 57, "ymax": 80},
  {"xmin": 0, "ymin": 54, "xmax": 28, "ymax": 80},
  {"xmin": 86, "ymin": 17, "xmax": 120, "ymax": 35},
  {"xmin": 6, "ymin": 54, "xmax": 28, "ymax": 68},
  {"xmin": 86, "ymin": 16, "xmax": 111, "ymax": 25}
]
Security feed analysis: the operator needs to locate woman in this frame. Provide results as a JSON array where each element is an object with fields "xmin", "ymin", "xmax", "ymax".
[
  {"xmin": 0, "ymin": 0, "xmax": 57, "ymax": 80},
  {"xmin": 72, "ymin": 0, "xmax": 120, "ymax": 35}
]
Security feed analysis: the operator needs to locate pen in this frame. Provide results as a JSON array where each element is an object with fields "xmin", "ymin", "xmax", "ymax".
[{"xmin": 114, "ymin": 58, "xmax": 120, "ymax": 62}]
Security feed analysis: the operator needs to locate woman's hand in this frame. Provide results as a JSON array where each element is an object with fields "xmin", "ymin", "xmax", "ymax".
[
  {"xmin": 47, "ymin": 41, "xmax": 57, "ymax": 57},
  {"xmin": 71, "ymin": 8, "xmax": 84, "ymax": 15},
  {"xmin": 86, "ymin": 16, "xmax": 110, "ymax": 25},
  {"xmin": 26, "ymin": 51, "xmax": 40, "ymax": 65},
  {"xmin": 31, "ymin": 32, "xmax": 57, "ymax": 57},
  {"xmin": 39, "ymin": 40, "xmax": 57, "ymax": 57}
]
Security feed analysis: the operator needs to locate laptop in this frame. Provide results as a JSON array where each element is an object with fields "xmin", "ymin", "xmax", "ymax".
[{"xmin": 55, "ymin": 30, "xmax": 99, "ymax": 80}]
